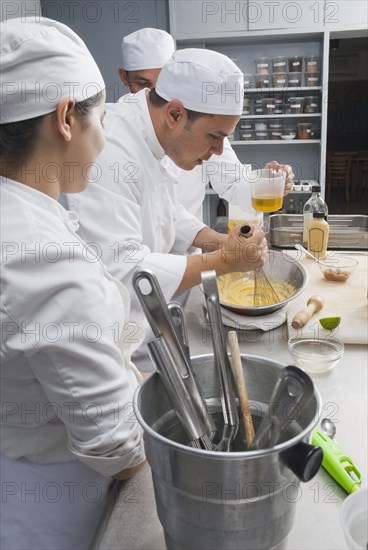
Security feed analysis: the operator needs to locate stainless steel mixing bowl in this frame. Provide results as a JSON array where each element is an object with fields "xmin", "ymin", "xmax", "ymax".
[{"xmin": 219, "ymin": 249, "xmax": 308, "ymax": 316}]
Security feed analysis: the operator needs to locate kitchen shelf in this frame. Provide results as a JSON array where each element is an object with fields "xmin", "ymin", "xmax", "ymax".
[
  {"xmin": 230, "ymin": 140, "xmax": 321, "ymax": 145},
  {"xmin": 240, "ymin": 114, "xmax": 321, "ymax": 119},
  {"xmin": 244, "ymin": 87, "xmax": 322, "ymax": 93}
]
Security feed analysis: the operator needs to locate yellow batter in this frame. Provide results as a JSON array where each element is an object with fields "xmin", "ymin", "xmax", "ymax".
[{"xmin": 217, "ymin": 272, "xmax": 297, "ymax": 307}]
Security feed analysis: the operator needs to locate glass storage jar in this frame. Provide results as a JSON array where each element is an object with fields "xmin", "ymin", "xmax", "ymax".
[
  {"xmin": 305, "ymin": 56, "xmax": 320, "ymax": 74},
  {"xmin": 304, "ymin": 96, "xmax": 319, "ymax": 113},
  {"xmin": 288, "ymin": 56, "xmax": 303, "ymax": 72},
  {"xmin": 288, "ymin": 97, "xmax": 304, "ymax": 114},
  {"xmin": 272, "ymin": 56, "xmax": 288, "ymax": 73},
  {"xmin": 254, "ymin": 121, "xmax": 268, "ymax": 131},
  {"xmin": 269, "ymin": 119, "xmax": 283, "ymax": 140},
  {"xmin": 254, "ymin": 130, "xmax": 269, "ymax": 140},
  {"xmin": 255, "ymin": 57, "xmax": 271, "ymax": 74},
  {"xmin": 262, "ymin": 97, "xmax": 277, "ymax": 114},
  {"xmin": 297, "ymin": 123, "xmax": 312, "ymax": 140},
  {"xmin": 305, "ymin": 73, "xmax": 320, "ymax": 87},
  {"xmin": 239, "ymin": 130, "xmax": 255, "ymax": 141},
  {"xmin": 255, "ymin": 73, "xmax": 271, "ymax": 88},
  {"xmin": 243, "ymin": 74, "xmax": 254, "ymax": 88},
  {"xmin": 272, "ymin": 72, "xmax": 288, "ymax": 88},
  {"xmin": 288, "ymin": 72, "xmax": 302, "ymax": 87}
]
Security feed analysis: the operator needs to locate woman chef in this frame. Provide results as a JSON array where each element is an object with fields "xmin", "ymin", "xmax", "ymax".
[{"xmin": 0, "ymin": 18, "xmax": 145, "ymax": 550}]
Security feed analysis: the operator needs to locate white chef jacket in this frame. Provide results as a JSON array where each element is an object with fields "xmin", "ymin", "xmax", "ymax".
[
  {"xmin": 1, "ymin": 177, "xmax": 146, "ymax": 548},
  {"xmin": 0, "ymin": 177, "xmax": 145, "ymax": 472},
  {"xmin": 63, "ymin": 89, "xmax": 205, "ymax": 366},
  {"xmin": 174, "ymin": 138, "xmax": 253, "ymax": 221}
]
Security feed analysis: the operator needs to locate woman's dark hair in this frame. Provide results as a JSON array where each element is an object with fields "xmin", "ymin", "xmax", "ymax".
[
  {"xmin": 149, "ymin": 88, "xmax": 213, "ymax": 127},
  {"xmin": 0, "ymin": 91, "xmax": 103, "ymax": 166}
]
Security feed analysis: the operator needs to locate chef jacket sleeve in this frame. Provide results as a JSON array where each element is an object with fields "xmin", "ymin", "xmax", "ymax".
[
  {"xmin": 172, "ymin": 201, "xmax": 206, "ymax": 255},
  {"xmin": 202, "ymin": 138, "xmax": 253, "ymax": 210},
  {"xmin": 67, "ymin": 160, "xmax": 187, "ymax": 302},
  {"xmin": 1, "ymin": 241, "xmax": 145, "ymax": 477}
]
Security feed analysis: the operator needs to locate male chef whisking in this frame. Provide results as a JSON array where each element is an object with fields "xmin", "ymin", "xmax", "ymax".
[
  {"xmin": 118, "ymin": 28, "xmax": 294, "ymax": 220},
  {"xmin": 64, "ymin": 48, "xmax": 270, "ymax": 370}
]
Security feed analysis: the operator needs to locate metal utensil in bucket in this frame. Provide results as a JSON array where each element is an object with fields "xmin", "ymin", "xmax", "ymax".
[{"xmin": 134, "ymin": 354, "xmax": 323, "ymax": 550}]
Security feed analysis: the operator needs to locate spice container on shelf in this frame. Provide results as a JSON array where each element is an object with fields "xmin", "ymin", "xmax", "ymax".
[
  {"xmin": 254, "ymin": 130, "xmax": 269, "ymax": 140},
  {"xmin": 305, "ymin": 73, "xmax": 320, "ymax": 87},
  {"xmin": 272, "ymin": 56, "xmax": 288, "ymax": 73},
  {"xmin": 269, "ymin": 119, "xmax": 283, "ymax": 140},
  {"xmin": 255, "ymin": 73, "xmax": 271, "ymax": 88},
  {"xmin": 288, "ymin": 56, "xmax": 303, "ymax": 72},
  {"xmin": 239, "ymin": 120, "xmax": 253, "ymax": 131},
  {"xmin": 254, "ymin": 104, "xmax": 264, "ymax": 115},
  {"xmin": 254, "ymin": 120, "xmax": 268, "ymax": 131},
  {"xmin": 310, "ymin": 126, "xmax": 320, "ymax": 139},
  {"xmin": 243, "ymin": 95, "xmax": 250, "ymax": 115},
  {"xmin": 243, "ymin": 74, "xmax": 254, "ymax": 88},
  {"xmin": 305, "ymin": 55, "xmax": 320, "ymax": 74},
  {"xmin": 262, "ymin": 97, "xmax": 277, "ymax": 114},
  {"xmin": 288, "ymin": 72, "xmax": 302, "ymax": 87},
  {"xmin": 272, "ymin": 72, "xmax": 288, "ymax": 88},
  {"xmin": 297, "ymin": 123, "xmax": 312, "ymax": 140},
  {"xmin": 304, "ymin": 96, "xmax": 319, "ymax": 113},
  {"xmin": 274, "ymin": 94, "xmax": 284, "ymax": 104},
  {"xmin": 288, "ymin": 97, "xmax": 304, "ymax": 114},
  {"xmin": 307, "ymin": 212, "xmax": 329, "ymax": 260},
  {"xmin": 239, "ymin": 130, "xmax": 255, "ymax": 141},
  {"xmin": 274, "ymin": 104, "xmax": 284, "ymax": 115},
  {"xmin": 255, "ymin": 57, "xmax": 271, "ymax": 74}
]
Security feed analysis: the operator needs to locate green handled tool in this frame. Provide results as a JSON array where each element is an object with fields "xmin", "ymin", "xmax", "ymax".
[{"xmin": 312, "ymin": 430, "xmax": 362, "ymax": 493}]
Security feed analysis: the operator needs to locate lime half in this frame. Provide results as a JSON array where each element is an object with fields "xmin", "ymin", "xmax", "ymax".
[{"xmin": 319, "ymin": 317, "xmax": 341, "ymax": 330}]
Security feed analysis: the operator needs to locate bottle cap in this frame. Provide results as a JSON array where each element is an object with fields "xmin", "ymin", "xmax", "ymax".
[
  {"xmin": 313, "ymin": 212, "xmax": 325, "ymax": 218},
  {"xmin": 311, "ymin": 185, "xmax": 321, "ymax": 192}
]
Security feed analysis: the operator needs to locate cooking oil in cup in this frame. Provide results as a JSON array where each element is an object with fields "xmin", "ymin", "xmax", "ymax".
[{"xmin": 251, "ymin": 195, "xmax": 283, "ymax": 212}]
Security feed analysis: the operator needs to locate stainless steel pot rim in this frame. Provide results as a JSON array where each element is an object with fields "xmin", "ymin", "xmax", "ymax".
[{"xmin": 134, "ymin": 353, "xmax": 323, "ymax": 458}]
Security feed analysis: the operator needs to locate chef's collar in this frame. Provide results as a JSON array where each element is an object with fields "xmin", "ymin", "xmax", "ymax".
[
  {"xmin": 1, "ymin": 176, "xmax": 80, "ymax": 231},
  {"xmin": 139, "ymin": 89, "xmax": 166, "ymax": 160}
]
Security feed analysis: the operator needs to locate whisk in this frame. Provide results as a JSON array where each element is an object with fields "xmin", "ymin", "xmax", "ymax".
[{"xmin": 240, "ymin": 225, "xmax": 280, "ymax": 306}]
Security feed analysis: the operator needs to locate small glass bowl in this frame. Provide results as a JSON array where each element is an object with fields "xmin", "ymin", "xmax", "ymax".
[
  {"xmin": 317, "ymin": 255, "xmax": 359, "ymax": 282},
  {"xmin": 288, "ymin": 336, "xmax": 344, "ymax": 374}
]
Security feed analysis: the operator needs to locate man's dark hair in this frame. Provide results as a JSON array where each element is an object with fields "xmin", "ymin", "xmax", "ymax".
[{"xmin": 149, "ymin": 88, "xmax": 213, "ymax": 127}]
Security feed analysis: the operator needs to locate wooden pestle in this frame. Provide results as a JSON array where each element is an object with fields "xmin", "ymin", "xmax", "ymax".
[
  {"xmin": 227, "ymin": 331, "xmax": 255, "ymax": 448},
  {"xmin": 292, "ymin": 295, "xmax": 325, "ymax": 329}
]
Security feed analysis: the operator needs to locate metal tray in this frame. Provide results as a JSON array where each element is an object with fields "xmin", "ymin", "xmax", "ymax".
[{"xmin": 269, "ymin": 214, "xmax": 368, "ymax": 249}]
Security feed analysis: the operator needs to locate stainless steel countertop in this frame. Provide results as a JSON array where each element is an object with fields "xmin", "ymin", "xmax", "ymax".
[{"xmin": 94, "ymin": 285, "xmax": 367, "ymax": 550}]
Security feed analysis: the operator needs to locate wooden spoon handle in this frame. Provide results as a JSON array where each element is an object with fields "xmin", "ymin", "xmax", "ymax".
[{"xmin": 228, "ymin": 331, "xmax": 255, "ymax": 448}]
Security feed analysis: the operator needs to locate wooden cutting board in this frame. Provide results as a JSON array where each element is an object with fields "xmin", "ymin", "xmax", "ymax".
[{"xmin": 286, "ymin": 252, "xmax": 368, "ymax": 344}]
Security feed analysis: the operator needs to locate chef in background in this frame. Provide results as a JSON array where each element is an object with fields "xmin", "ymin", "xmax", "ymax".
[
  {"xmin": 0, "ymin": 18, "xmax": 145, "ymax": 550},
  {"xmin": 118, "ymin": 27, "xmax": 293, "ymax": 220},
  {"xmin": 63, "ymin": 48, "xmax": 268, "ymax": 371}
]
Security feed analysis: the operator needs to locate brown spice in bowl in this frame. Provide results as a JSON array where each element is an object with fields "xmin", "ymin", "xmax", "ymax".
[{"xmin": 322, "ymin": 268, "xmax": 351, "ymax": 282}]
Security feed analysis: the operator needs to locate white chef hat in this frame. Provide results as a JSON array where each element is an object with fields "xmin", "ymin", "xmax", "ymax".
[
  {"xmin": 155, "ymin": 49, "xmax": 244, "ymax": 116},
  {"xmin": 0, "ymin": 17, "xmax": 105, "ymax": 123},
  {"xmin": 121, "ymin": 28, "xmax": 176, "ymax": 71}
]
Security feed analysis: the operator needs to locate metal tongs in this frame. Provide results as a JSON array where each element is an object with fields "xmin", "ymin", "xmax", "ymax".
[
  {"xmin": 201, "ymin": 270, "xmax": 239, "ymax": 451},
  {"xmin": 133, "ymin": 270, "xmax": 216, "ymax": 450}
]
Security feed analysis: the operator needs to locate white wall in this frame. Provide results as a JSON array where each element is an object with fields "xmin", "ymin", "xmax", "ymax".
[
  {"xmin": 1, "ymin": 0, "xmax": 41, "ymax": 21},
  {"xmin": 40, "ymin": 0, "xmax": 169, "ymax": 102}
]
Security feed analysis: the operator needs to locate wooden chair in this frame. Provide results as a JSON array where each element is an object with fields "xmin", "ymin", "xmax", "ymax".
[
  {"xmin": 326, "ymin": 154, "xmax": 352, "ymax": 204},
  {"xmin": 353, "ymin": 152, "xmax": 368, "ymax": 200}
]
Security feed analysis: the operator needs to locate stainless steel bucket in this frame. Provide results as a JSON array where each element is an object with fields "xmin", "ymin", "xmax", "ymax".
[{"xmin": 134, "ymin": 354, "xmax": 322, "ymax": 550}]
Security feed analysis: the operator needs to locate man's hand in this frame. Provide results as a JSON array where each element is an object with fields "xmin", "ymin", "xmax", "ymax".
[
  {"xmin": 218, "ymin": 224, "xmax": 267, "ymax": 275},
  {"xmin": 265, "ymin": 160, "xmax": 294, "ymax": 196}
]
